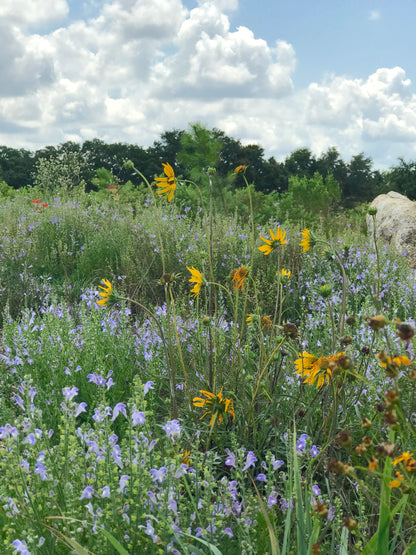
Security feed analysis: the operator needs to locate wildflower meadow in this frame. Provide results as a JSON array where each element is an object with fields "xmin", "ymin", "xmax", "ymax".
[{"xmin": 1, "ymin": 157, "xmax": 416, "ymax": 555}]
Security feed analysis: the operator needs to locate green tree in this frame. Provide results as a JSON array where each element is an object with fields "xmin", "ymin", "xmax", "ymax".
[
  {"xmin": 284, "ymin": 148, "xmax": 317, "ymax": 178},
  {"xmin": 386, "ymin": 157, "xmax": 416, "ymax": 200},
  {"xmin": 278, "ymin": 172, "xmax": 341, "ymax": 222},
  {"xmin": 0, "ymin": 146, "xmax": 35, "ymax": 189}
]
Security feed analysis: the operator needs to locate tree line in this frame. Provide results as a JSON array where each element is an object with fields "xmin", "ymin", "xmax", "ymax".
[{"xmin": 0, "ymin": 125, "xmax": 415, "ymax": 207}]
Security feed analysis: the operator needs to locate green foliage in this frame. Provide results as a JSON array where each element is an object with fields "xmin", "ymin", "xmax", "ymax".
[
  {"xmin": 32, "ymin": 151, "xmax": 89, "ymax": 194},
  {"xmin": 278, "ymin": 172, "xmax": 341, "ymax": 222}
]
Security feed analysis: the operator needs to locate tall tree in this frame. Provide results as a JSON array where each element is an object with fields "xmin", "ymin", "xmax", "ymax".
[{"xmin": 386, "ymin": 158, "xmax": 416, "ymax": 200}]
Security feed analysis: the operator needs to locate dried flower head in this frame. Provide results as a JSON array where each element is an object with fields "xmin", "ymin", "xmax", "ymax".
[
  {"xmin": 231, "ymin": 266, "xmax": 249, "ymax": 291},
  {"xmin": 365, "ymin": 315, "xmax": 388, "ymax": 331}
]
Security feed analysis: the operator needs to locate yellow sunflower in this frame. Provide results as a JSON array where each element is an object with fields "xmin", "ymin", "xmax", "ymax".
[
  {"xmin": 155, "ymin": 162, "xmax": 176, "ymax": 202},
  {"xmin": 193, "ymin": 388, "xmax": 235, "ymax": 427},
  {"xmin": 97, "ymin": 279, "xmax": 112, "ymax": 306},
  {"xmin": 186, "ymin": 266, "xmax": 203, "ymax": 298},
  {"xmin": 258, "ymin": 227, "xmax": 287, "ymax": 255},
  {"xmin": 294, "ymin": 351, "xmax": 345, "ymax": 389},
  {"xmin": 299, "ymin": 228, "xmax": 311, "ymax": 253}
]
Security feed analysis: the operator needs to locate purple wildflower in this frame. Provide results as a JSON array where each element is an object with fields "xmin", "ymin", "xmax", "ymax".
[
  {"xmin": 101, "ymin": 486, "xmax": 110, "ymax": 498},
  {"xmin": 11, "ymin": 539, "xmax": 30, "ymax": 554},
  {"xmin": 242, "ymin": 451, "xmax": 257, "ymax": 471},
  {"xmin": 62, "ymin": 386, "xmax": 78, "ymax": 401},
  {"xmin": 75, "ymin": 402, "xmax": 87, "ymax": 417},
  {"xmin": 112, "ymin": 403, "xmax": 127, "ymax": 421},
  {"xmin": 256, "ymin": 473, "xmax": 267, "ymax": 482},
  {"xmin": 119, "ymin": 475, "xmax": 130, "ymax": 493},
  {"xmin": 80, "ymin": 486, "xmax": 94, "ymax": 500},
  {"xmin": 162, "ymin": 419, "xmax": 181, "ymax": 440},
  {"xmin": 225, "ymin": 448, "xmax": 236, "ymax": 468},
  {"xmin": 144, "ymin": 381, "xmax": 155, "ymax": 394},
  {"xmin": 132, "ymin": 409, "xmax": 145, "ymax": 426},
  {"xmin": 149, "ymin": 466, "xmax": 167, "ymax": 484},
  {"xmin": 310, "ymin": 445, "xmax": 320, "ymax": 458}
]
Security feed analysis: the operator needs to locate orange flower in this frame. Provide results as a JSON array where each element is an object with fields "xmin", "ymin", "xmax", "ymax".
[
  {"xmin": 232, "ymin": 266, "xmax": 249, "ymax": 291},
  {"xmin": 389, "ymin": 471, "xmax": 404, "ymax": 489},
  {"xmin": 235, "ymin": 165, "xmax": 246, "ymax": 173}
]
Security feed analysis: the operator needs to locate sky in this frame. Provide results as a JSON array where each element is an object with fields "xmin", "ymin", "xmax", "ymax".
[{"xmin": 1, "ymin": 0, "xmax": 416, "ymax": 170}]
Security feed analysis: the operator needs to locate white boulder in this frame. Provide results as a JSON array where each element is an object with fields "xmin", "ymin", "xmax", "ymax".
[{"xmin": 366, "ymin": 191, "xmax": 416, "ymax": 267}]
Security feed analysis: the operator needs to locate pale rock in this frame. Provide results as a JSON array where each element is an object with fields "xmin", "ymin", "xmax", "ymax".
[{"xmin": 366, "ymin": 191, "xmax": 416, "ymax": 267}]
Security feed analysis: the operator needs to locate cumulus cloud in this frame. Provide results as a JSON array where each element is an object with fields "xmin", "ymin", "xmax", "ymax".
[
  {"xmin": 0, "ymin": 0, "xmax": 69, "ymax": 26},
  {"xmin": 0, "ymin": 0, "xmax": 415, "ymax": 169}
]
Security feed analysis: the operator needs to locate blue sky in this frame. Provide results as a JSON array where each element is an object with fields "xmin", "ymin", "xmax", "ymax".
[{"xmin": 1, "ymin": 0, "xmax": 416, "ymax": 169}]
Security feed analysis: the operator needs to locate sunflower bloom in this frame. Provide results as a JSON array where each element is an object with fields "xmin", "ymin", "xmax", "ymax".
[
  {"xmin": 379, "ymin": 355, "xmax": 412, "ymax": 368},
  {"xmin": 181, "ymin": 450, "xmax": 191, "ymax": 467},
  {"xmin": 389, "ymin": 471, "xmax": 404, "ymax": 489},
  {"xmin": 187, "ymin": 266, "xmax": 203, "ymax": 298},
  {"xmin": 235, "ymin": 165, "xmax": 247, "ymax": 173},
  {"xmin": 155, "ymin": 162, "xmax": 176, "ymax": 202},
  {"xmin": 258, "ymin": 227, "xmax": 287, "ymax": 255},
  {"xmin": 294, "ymin": 351, "xmax": 345, "ymax": 389},
  {"xmin": 232, "ymin": 266, "xmax": 249, "ymax": 291},
  {"xmin": 193, "ymin": 388, "xmax": 235, "ymax": 427},
  {"xmin": 393, "ymin": 451, "xmax": 416, "ymax": 472},
  {"xmin": 300, "ymin": 228, "xmax": 311, "ymax": 253},
  {"xmin": 281, "ymin": 268, "xmax": 291, "ymax": 279},
  {"xmin": 247, "ymin": 314, "xmax": 272, "ymax": 330},
  {"xmin": 97, "ymin": 279, "xmax": 113, "ymax": 306}
]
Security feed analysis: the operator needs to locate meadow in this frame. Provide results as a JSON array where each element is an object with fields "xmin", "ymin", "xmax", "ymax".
[{"xmin": 1, "ymin": 163, "xmax": 416, "ymax": 555}]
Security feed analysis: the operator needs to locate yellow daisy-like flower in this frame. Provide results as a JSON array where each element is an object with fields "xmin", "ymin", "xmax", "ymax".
[
  {"xmin": 389, "ymin": 471, "xmax": 404, "ymax": 489},
  {"xmin": 258, "ymin": 227, "xmax": 287, "ymax": 255},
  {"xmin": 186, "ymin": 266, "xmax": 203, "ymax": 298},
  {"xmin": 155, "ymin": 162, "xmax": 176, "ymax": 202},
  {"xmin": 235, "ymin": 165, "xmax": 247, "ymax": 173},
  {"xmin": 294, "ymin": 351, "xmax": 345, "ymax": 389},
  {"xmin": 181, "ymin": 450, "xmax": 191, "ymax": 467},
  {"xmin": 393, "ymin": 451, "xmax": 416, "ymax": 472},
  {"xmin": 97, "ymin": 279, "xmax": 112, "ymax": 306},
  {"xmin": 280, "ymin": 268, "xmax": 291, "ymax": 279},
  {"xmin": 299, "ymin": 228, "xmax": 311, "ymax": 253},
  {"xmin": 193, "ymin": 388, "xmax": 235, "ymax": 427},
  {"xmin": 368, "ymin": 457, "xmax": 379, "ymax": 472},
  {"xmin": 379, "ymin": 355, "xmax": 412, "ymax": 368},
  {"xmin": 232, "ymin": 266, "xmax": 249, "ymax": 291},
  {"xmin": 246, "ymin": 314, "xmax": 272, "ymax": 330}
]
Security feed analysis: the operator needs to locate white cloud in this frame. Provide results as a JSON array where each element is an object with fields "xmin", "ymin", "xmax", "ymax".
[
  {"xmin": 0, "ymin": 0, "xmax": 69, "ymax": 26},
  {"xmin": 0, "ymin": 0, "xmax": 415, "ymax": 169}
]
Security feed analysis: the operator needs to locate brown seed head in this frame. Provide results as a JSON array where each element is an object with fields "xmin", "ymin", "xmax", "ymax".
[
  {"xmin": 365, "ymin": 315, "xmax": 388, "ymax": 331},
  {"xmin": 283, "ymin": 322, "xmax": 298, "ymax": 339},
  {"xmin": 340, "ymin": 335, "xmax": 353, "ymax": 346},
  {"xmin": 362, "ymin": 418, "xmax": 372, "ymax": 428},
  {"xmin": 336, "ymin": 430, "xmax": 352, "ymax": 447},
  {"xmin": 396, "ymin": 322, "xmax": 415, "ymax": 341},
  {"xmin": 313, "ymin": 502, "xmax": 328, "ymax": 518},
  {"xmin": 385, "ymin": 389, "xmax": 399, "ymax": 407},
  {"xmin": 342, "ymin": 517, "xmax": 358, "ymax": 531},
  {"xmin": 384, "ymin": 409, "xmax": 398, "ymax": 427},
  {"xmin": 346, "ymin": 315, "xmax": 356, "ymax": 326},
  {"xmin": 375, "ymin": 442, "xmax": 396, "ymax": 458},
  {"xmin": 362, "ymin": 436, "xmax": 373, "ymax": 447}
]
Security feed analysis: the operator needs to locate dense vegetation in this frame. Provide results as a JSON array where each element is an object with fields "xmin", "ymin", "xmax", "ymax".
[
  {"xmin": 2, "ymin": 122, "xmax": 416, "ymax": 208},
  {"xmin": 1, "ymin": 130, "xmax": 416, "ymax": 554}
]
